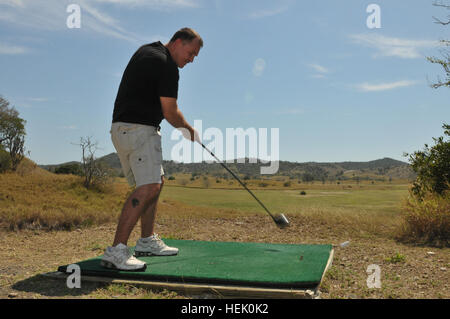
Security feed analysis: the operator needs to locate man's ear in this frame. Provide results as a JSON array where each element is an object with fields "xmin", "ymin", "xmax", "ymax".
[{"xmin": 174, "ymin": 38, "xmax": 184, "ymax": 47}]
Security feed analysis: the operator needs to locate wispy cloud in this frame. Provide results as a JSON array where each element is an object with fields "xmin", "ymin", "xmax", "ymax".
[
  {"xmin": 349, "ymin": 34, "xmax": 438, "ymax": 59},
  {"xmin": 308, "ymin": 63, "xmax": 330, "ymax": 79},
  {"xmin": 0, "ymin": 42, "xmax": 29, "ymax": 54},
  {"xmin": 247, "ymin": 0, "xmax": 293, "ymax": 19},
  {"xmin": 0, "ymin": 0, "xmax": 25, "ymax": 7},
  {"xmin": 10, "ymin": 96, "xmax": 52, "ymax": 108},
  {"xmin": 308, "ymin": 63, "xmax": 329, "ymax": 74},
  {"xmin": 248, "ymin": 5, "xmax": 288, "ymax": 19},
  {"xmin": 93, "ymin": 0, "xmax": 200, "ymax": 9},
  {"xmin": 0, "ymin": 0, "xmax": 198, "ymax": 43},
  {"xmin": 355, "ymin": 80, "xmax": 418, "ymax": 92}
]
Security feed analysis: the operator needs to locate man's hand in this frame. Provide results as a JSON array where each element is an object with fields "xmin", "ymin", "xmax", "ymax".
[{"xmin": 180, "ymin": 127, "xmax": 201, "ymax": 143}]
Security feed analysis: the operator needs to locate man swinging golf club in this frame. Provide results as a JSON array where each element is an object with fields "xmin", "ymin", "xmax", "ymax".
[{"xmin": 101, "ymin": 28, "xmax": 203, "ymax": 271}]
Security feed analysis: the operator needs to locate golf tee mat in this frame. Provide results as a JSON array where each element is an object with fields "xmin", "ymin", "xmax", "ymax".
[{"xmin": 57, "ymin": 239, "xmax": 334, "ymax": 298}]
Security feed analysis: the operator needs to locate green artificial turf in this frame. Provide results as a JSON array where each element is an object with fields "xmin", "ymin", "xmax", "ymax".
[{"xmin": 59, "ymin": 239, "xmax": 333, "ymax": 289}]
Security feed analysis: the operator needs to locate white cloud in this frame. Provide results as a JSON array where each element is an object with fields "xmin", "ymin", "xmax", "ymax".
[
  {"xmin": 308, "ymin": 63, "xmax": 330, "ymax": 79},
  {"xmin": 93, "ymin": 0, "xmax": 200, "ymax": 9},
  {"xmin": 349, "ymin": 34, "xmax": 438, "ymax": 59},
  {"xmin": 0, "ymin": 0, "xmax": 197, "ymax": 43},
  {"xmin": 248, "ymin": 5, "xmax": 288, "ymax": 19},
  {"xmin": 0, "ymin": 42, "xmax": 28, "ymax": 54},
  {"xmin": 0, "ymin": 0, "xmax": 24, "ymax": 7},
  {"xmin": 308, "ymin": 63, "xmax": 329, "ymax": 74},
  {"xmin": 247, "ymin": 0, "xmax": 293, "ymax": 19},
  {"xmin": 355, "ymin": 80, "xmax": 418, "ymax": 92},
  {"xmin": 252, "ymin": 58, "xmax": 266, "ymax": 77}
]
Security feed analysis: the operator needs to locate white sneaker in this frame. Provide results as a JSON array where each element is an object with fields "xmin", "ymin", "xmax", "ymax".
[
  {"xmin": 101, "ymin": 243, "xmax": 147, "ymax": 271},
  {"xmin": 134, "ymin": 234, "xmax": 179, "ymax": 257}
]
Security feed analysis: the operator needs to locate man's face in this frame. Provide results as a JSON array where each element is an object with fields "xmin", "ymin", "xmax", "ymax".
[{"xmin": 173, "ymin": 38, "xmax": 201, "ymax": 68}]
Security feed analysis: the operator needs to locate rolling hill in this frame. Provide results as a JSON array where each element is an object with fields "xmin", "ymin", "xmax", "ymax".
[{"xmin": 40, "ymin": 153, "xmax": 416, "ymax": 181}]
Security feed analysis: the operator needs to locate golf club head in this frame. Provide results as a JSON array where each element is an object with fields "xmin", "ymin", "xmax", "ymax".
[{"xmin": 273, "ymin": 213, "xmax": 290, "ymax": 229}]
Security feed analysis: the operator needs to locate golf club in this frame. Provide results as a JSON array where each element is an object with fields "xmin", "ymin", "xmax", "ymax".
[{"xmin": 199, "ymin": 142, "xmax": 290, "ymax": 229}]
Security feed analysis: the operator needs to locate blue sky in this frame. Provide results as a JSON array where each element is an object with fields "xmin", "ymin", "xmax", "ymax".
[{"xmin": 0, "ymin": 0, "xmax": 448, "ymax": 165}]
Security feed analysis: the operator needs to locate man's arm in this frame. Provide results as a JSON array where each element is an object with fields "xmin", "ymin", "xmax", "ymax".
[{"xmin": 160, "ymin": 96, "xmax": 199, "ymax": 142}]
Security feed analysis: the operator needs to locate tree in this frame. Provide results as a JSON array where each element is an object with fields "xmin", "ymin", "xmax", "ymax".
[
  {"xmin": 404, "ymin": 123, "xmax": 450, "ymax": 199},
  {"xmin": 0, "ymin": 95, "xmax": 26, "ymax": 171},
  {"xmin": 75, "ymin": 136, "xmax": 110, "ymax": 189},
  {"xmin": 427, "ymin": 1, "xmax": 450, "ymax": 89}
]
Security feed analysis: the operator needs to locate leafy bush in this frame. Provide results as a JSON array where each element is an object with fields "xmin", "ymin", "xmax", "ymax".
[
  {"xmin": 405, "ymin": 123, "xmax": 450, "ymax": 199},
  {"xmin": 398, "ymin": 124, "xmax": 450, "ymax": 247}
]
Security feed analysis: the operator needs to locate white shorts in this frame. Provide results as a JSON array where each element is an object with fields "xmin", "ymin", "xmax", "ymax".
[{"xmin": 111, "ymin": 122, "xmax": 164, "ymax": 187}]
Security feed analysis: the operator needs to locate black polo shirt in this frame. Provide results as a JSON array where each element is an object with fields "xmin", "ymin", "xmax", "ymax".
[{"xmin": 112, "ymin": 41, "xmax": 179, "ymax": 127}]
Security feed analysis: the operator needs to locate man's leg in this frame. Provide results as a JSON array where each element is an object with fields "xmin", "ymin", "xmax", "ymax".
[
  {"xmin": 141, "ymin": 176, "xmax": 164, "ymax": 238},
  {"xmin": 134, "ymin": 175, "xmax": 178, "ymax": 256},
  {"xmin": 113, "ymin": 182, "xmax": 162, "ymax": 247}
]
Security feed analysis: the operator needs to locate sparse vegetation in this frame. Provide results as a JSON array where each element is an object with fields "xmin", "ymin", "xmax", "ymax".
[
  {"xmin": 400, "ymin": 124, "xmax": 450, "ymax": 247},
  {"xmin": 385, "ymin": 253, "xmax": 406, "ymax": 264}
]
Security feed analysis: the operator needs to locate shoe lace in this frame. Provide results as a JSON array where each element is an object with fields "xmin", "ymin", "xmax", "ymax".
[
  {"xmin": 151, "ymin": 234, "xmax": 165, "ymax": 248},
  {"xmin": 118, "ymin": 245, "xmax": 133, "ymax": 259}
]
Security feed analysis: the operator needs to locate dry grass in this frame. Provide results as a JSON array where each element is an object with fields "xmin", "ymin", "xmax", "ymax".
[
  {"xmin": 397, "ymin": 191, "xmax": 450, "ymax": 247},
  {"xmin": 0, "ymin": 165, "xmax": 128, "ymax": 231}
]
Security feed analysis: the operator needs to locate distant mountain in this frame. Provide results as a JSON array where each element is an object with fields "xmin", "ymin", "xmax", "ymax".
[{"xmin": 40, "ymin": 153, "xmax": 416, "ymax": 181}]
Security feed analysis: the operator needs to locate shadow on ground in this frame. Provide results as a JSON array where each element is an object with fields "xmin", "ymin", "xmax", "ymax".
[{"xmin": 11, "ymin": 274, "xmax": 106, "ymax": 298}]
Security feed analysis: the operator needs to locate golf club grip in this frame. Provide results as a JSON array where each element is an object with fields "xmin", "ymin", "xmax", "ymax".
[{"xmin": 200, "ymin": 143, "xmax": 276, "ymax": 220}]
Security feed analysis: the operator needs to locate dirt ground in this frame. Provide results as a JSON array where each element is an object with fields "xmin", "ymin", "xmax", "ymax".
[{"xmin": 1, "ymin": 214, "xmax": 449, "ymax": 299}]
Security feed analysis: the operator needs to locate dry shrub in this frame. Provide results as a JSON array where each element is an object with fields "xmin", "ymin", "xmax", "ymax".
[{"xmin": 397, "ymin": 190, "xmax": 450, "ymax": 247}]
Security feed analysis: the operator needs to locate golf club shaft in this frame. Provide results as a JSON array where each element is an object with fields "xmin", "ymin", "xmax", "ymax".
[{"xmin": 200, "ymin": 143, "xmax": 277, "ymax": 221}]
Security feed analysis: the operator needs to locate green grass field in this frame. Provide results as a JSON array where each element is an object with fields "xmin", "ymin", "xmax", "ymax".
[{"xmin": 160, "ymin": 184, "xmax": 409, "ymax": 217}]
